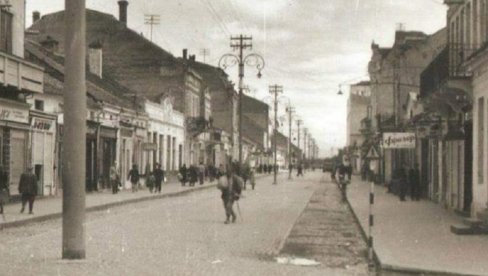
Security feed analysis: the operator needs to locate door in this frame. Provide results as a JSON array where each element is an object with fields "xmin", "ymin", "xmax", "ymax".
[
  {"xmin": 10, "ymin": 133, "xmax": 26, "ymax": 195},
  {"xmin": 35, "ymin": 164, "xmax": 43, "ymax": 196}
]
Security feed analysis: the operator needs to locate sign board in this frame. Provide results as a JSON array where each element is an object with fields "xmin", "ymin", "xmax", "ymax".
[
  {"xmin": 0, "ymin": 103, "xmax": 29, "ymax": 124},
  {"xmin": 31, "ymin": 117, "xmax": 55, "ymax": 133},
  {"xmin": 366, "ymin": 146, "xmax": 379, "ymax": 159},
  {"xmin": 142, "ymin": 142, "xmax": 157, "ymax": 151},
  {"xmin": 382, "ymin": 132, "xmax": 416, "ymax": 149}
]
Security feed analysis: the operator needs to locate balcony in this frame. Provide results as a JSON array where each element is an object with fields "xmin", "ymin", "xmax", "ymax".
[
  {"xmin": 448, "ymin": 43, "xmax": 480, "ymax": 77},
  {"xmin": 0, "ymin": 51, "xmax": 44, "ymax": 93}
]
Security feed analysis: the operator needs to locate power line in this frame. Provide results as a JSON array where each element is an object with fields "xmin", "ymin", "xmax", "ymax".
[{"xmin": 144, "ymin": 14, "xmax": 160, "ymax": 42}]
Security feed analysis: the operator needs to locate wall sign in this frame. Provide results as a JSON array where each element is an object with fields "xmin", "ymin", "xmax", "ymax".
[
  {"xmin": 0, "ymin": 103, "xmax": 29, "ymax": 124},
  {"xmin": 382, "ymin": 132, "xmax": 416, "ymax": 149},
  {"xmin": 31, "ymin": 117, "xmax": 55, "ymax": 133}
]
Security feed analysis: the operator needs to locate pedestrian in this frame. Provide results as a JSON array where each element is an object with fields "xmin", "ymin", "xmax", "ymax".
[
  {"xmin": 218, "ymin": 163, "xmax": 243, "ymax": 224},
  {"xmin": 208, "ymin": 164, "xmax": 215, "ymax": 182},
  {"xmin": 288, "ymin": 163, "xmax": 293, "ymax": 175},
  {"xmin": 0, "ymin": 166, "xmax": 9, "ymax": 216},
  {"xmin": 109, "ymin": 162, "xmax": 120, "ymax": 194},
  {"xmin": 19, "ymin": 166, "xmax": 37, "ymax": 214},
  {"xmin": 127, "ymin": 164, "xmax": 140, "ymax": 192},
  {"xmin": 153, "ymin": 163, "xmax": 165, "ymax": 193},
  {"xmin": 241, "ymin": 163, "xmax": 251, "ymax": 190},
  {"xmin": 189, "ymin": 165, "xmax": 198, "ymax": 187},
  {"xmin": 198, "ymin": 161, "xmax": 205, "ymax": 185},
  {"xmin": 179, "ymin": 164, "xmax": 187, "ymax": 186},
  {"xmin": 297, "ymin": 163, "xmax": 304, "ymax": 177},
  {"xmin": 249, "ymin": 167, "xmax": 256, "ymax": 190},
  {"xmin": 344, "ymin": 158, "xmax": 352, "ymax": 181},
  {"xmin": 146, "ymin": 171, "xmax": 155, "ymax": 193},
  {"xmin": 397, "ymin": 165, "xmax": 408, "ymax": 201},
  {"xmin": 409, "ymin": 163, "xmax": 421, "ymax": 201}
]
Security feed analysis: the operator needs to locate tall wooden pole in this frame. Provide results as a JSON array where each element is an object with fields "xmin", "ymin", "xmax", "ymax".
[{"xmin": 62, "ymin": 0, "xmax": 87, "ymax": 259}]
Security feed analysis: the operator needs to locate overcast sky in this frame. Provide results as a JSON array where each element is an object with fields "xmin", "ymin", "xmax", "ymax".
[{"xmin": 27, "ymin": 0, "xmax": 447, "ymax": 157}]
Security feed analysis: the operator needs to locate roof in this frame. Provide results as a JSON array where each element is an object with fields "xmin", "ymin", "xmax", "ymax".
[
  {"xmin": 27, "ymin": 9, "xmax": 185, "ymax": 105},
  {"xmin": 242, "ymin": 115, "xmax": 266, "ymax": 148},
  {"xmin": 25, "ymin": 40, "xmax": 140, "ymax": 111},
  {"xmin": 352, "ymin": 80, "xmax": 371, "ymax": 86}
]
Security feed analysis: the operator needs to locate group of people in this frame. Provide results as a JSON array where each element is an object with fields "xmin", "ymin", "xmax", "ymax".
[
  {"xmin": 109, "ymin": 163, "xmax": 166, "ymax": 194},
  {"xmin": 391, "ymin": 164, "xmax": 421, "ymax": 201},
  {"xmin": 177, "ymin": 162, "xmax": 213, "ymax": 187}
]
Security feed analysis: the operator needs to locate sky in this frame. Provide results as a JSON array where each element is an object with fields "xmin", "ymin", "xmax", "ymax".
[{"xmin": 27, "ymin": 0, "xmax": 447, "ymax": 157}]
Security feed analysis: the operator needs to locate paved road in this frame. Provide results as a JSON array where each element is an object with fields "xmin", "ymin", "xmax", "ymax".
[{"xmin": 0, "ymin": 172, "xmax": 367, "ymax": 275}]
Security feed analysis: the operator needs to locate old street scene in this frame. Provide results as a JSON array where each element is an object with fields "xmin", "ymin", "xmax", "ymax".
[{"xmin": 2, "ymin": 0, "xmax": 488, "ymax": 275}]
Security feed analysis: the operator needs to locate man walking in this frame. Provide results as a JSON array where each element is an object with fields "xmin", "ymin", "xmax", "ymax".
[
  {"xmin": 297, "ymin": 163, "xmax": 304, "ymax": 177},
  {"xmin": 127, "ymin": 164, "xmax": 140, "ymax": 192},
  {"xmin": 153, "ymin": 163, "xmax": 165, "ymax": 193},
  {"xmin": 198, "ymin": 161, "xmax": 205, "ymax": 185},
  {"xmin": 109, "ymin": 162, "xmax": 120, "ymax": 194},
  {"xmin": 409, "ymin": 163, "xmax": 420, "ymax": 201},
  {"xmin": 19, "ymin": 167, "xmax": 37, "ymax": 214},
  {"xmin": 219, "ymin": 163, "xmax": 243, "ymax": 224}
]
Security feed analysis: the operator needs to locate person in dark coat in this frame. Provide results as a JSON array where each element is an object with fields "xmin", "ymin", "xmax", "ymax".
[
  {"xmin": 179, "ymin": 164, "xmax": 187, "ymax": 186},
  {"xmin": 0, "ymin": 166, "xmax": 9, "ymax": 215},
  {"xmin": 189, "ymin": 165, "xmax": 198, "ymax": 187},
  {"xmin": 153, "ymin": 163, "xmax": 165, "ymax": 193},
  {"xmin": 409, "ymin": 164, "xmax": 420, "ymax": 201},
  {"xmin": 19, "ymin": 167, "xmax": 37, "ymax": 214},
  {"xmin": 127, "ymin": 164, "xmax": 140, "ymax": 192},
  {"xmin": 297, "ymin": 163, "xmax": 304, "ymax": 177},
  {"xmin": 397, "ymin": 165, "xmax": 408, "ymax": 201},
  {"xmin": 198, "ymin": 162, "xmax": 205, "ymax": 185},
  {"xmin": 219, "ymin": 164, "xmax": 243, "ymax": 224}
]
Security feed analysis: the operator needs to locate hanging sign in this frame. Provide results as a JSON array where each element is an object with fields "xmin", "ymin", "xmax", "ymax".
[
  {"xmin": 381, "ymin": 132, "xmax": 416, "ymax": 149},
  {"xmin": 31, "ymin": 117, "xmax": 55, "ymax": 133}
]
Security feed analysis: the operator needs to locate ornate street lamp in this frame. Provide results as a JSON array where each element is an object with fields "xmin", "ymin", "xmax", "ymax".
[{"xmin": 219, "ymin": 35, "xmax": 265, "ymax": 166}]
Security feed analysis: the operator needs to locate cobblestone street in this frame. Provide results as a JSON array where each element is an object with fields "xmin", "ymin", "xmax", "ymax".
[
  {"xmin": 279, "ymin": 174, "xmax": 369, "ymax": 275},
  {"xmin": 0, "ymin": 172, "xmax": 374, "ymax": 275}
]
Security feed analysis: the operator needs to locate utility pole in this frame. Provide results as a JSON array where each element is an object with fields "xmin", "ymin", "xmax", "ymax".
[
  {"xmin": 286, "ymin": 105, "xmax": 294, "ymax": 180},
  {"xmin": 63, "ymin": 0, "xmax": 86, "ymax": 259},
  {"xmin": 269, "ymin": 84, "xmax": 283, "ymax": 185},
  {"xmin": 303, "ymin": 128, "xmax": 308, "ymax": 164},
  {"xmin": 144, "ymin": 14, "xmax": 160, "ymax": 42},
  {"xmin": 231, "ymin": 35, "xmax": 252, "ymax": 165},
  {"xmin": 199, "ymin": 48, "xmax": 210, "ymax": 63},
  {"xmin": 297, "ymin": 119, "xmax": 302, "ymax": 163},
  {"xmin": 219, "ymin": 35, "xmax": 264, "ymax": 166}
]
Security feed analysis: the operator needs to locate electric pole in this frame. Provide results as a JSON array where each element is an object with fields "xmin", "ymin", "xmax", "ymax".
[
  {"xmin": 200, "ymin": 48, "xmax": 210, "ymax": 63},
  {"xmin": 286, "ymin": 106, "xmax": 295, "ymax": 180},
  {"xmin": 144, "ymin": 14, "xmax": 160, "ymax": 42},
  {"xmin": 297, "ymin": 119, "xmax": 302, "ymax": 163},
  {"xmin": 63, "ymin": 0, "xmax": 86, "ymax": 259},
  {"xmin": 270, "ymin": 84, "xmax": 283, "ymax": 185}
]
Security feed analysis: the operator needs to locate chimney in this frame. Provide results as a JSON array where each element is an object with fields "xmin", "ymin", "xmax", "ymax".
[
  {"xmin": 88, "ymin": 41, "xmax": 103, "ymax": 78},
  {"xmin": 189, "ymin": 55, "xmax": 196, "ymax": 62},
  {"xmin": 33, "ymin": 11, "xmax": 40, "ymax": 23},
  {"xmin": 182, "ymin": 49, "xmax": 188, "ymax": 60},
  {"xmin": 118, "ymin": 0, "xmax": 129, "ymax": 25}
]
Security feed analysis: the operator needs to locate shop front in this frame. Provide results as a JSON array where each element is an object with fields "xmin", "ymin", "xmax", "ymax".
[
  {"xmin": 0, "ymin": 100, "xmax": 30, "ymax": 196},
  {"xmin": 30, "ymin": 112, "xmax": 57, "ymax": 196}
]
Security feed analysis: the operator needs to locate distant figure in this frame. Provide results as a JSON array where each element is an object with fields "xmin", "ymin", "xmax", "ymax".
[
  {"xmin": 0, "ymin": 166, "xmax": 9, "ymax": 216},
  {"xmin": 396, "ymin": 166, "xmax": 408, "ymax": 201},
  {"xmin": 127, "ymin": 164, "xmax": 140, "ymax": 192},
  {"xmin": 189, "ymin": 165, "xmax": 198, "ymax": 187},
  {"xmin": 179, "ymin": 164, "xmax": 187, "ymax": 186},
  {"xmin": 409, "ymin": 164, "xmax": 420, "ymax": 201},
  {"xmin": 109, "ymin": 162, "xmax": 120, "ymax": 194},
  {"xmin": 19, "ymin": 167, "xmax": 37, "ymax": 214},
  {"xmin": 297, "ymin": 163, "xmax": 304, "ymax": 177},
  {"xmin": 289, "ymin": 163, "xmax": 293, "ymax": 175},
  {"xmin": 343, "ymin": 158, "xmax": 352, "ymax": 181},
  {"xmin": 153, "ymin": 163, "xmax": 165, "ymax": 193},
  {"xmin": 241, "ymin": 163, "xmax": 251, "ymax": 190},
  {"xmin": 198, "ymin": 161, "xmax": 205, "ymax": 185},
  {"xmin": 146, "ymin": 171, "xmax": 155, "ymax": 193}
]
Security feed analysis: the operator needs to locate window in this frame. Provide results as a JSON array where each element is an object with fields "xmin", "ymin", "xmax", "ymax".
[
  {"xmin": 34, "ymin": 100, "xmax": 44, "ymax": 111},
  {"xmin": 0, "ymin": 9, "xmax": 12, "ymax": 54}
]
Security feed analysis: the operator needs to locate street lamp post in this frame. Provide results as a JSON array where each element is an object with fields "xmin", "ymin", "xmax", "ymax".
[
  {"xmin": 269, "ymin": 85, "xmax": 283, "ymax": 185},
  {"xmin": 286, "ymin": 105, "xmax": 294, "ymax": 180},
  {"xmin": 219, "ymin": 35, "xmax": 265, "ymax": 167}
]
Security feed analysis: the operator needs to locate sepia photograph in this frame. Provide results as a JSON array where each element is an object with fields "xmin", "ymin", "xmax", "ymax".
[{"xmin": 0, "ymin": 0, "xmax": 485, "ymax": 275}]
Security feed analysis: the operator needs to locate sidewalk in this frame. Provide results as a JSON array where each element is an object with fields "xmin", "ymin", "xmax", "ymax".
[
  {"xmin": 347, "ymin": 175, "xmax": 488, "ymax": 276},
  {"xmin": 0, "ymin": 173, "xmax": 273, "ymax": 230}
]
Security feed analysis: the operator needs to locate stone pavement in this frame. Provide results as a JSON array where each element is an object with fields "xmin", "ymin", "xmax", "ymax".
[
  {"xmin": 346, "ymin": 175, "xmax": 488, "ymax": 276},
  {"xmin": 0, "ymin": 173, "xmax": 274, "ymax": 230}
]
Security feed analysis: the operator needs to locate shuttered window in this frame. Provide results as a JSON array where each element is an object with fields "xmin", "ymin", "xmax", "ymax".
[{"xmin": 0, "ymin": 9, "xmax": 12, "ymax": 54}]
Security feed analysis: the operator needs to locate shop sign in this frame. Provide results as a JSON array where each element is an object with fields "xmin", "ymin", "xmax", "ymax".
[
  {"xmin": 381, "ymin": 132, "xmax": 416, "ymax": 149},
  {"xmin": 31, "ymin": 117, "xmax": 55, "ymax": 133},
  {"xmin": 0, "ymin": 104, "xmax": 29, "ymax": 124},
  {"xmin": 142, "ymin": 142, "xmax": 157, "ymax": 151}
]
